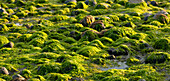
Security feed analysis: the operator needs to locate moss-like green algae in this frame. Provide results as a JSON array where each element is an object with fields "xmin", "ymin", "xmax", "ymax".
[{"xmin": 0, "ymin": 0, "xmax": 170, "ymax": 80}]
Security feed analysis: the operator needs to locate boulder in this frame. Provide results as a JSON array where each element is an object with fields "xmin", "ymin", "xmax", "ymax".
[
  {"xmin": 65, "ymin": 0, "xmax": 77, "ymax": 4},
  {"xmin": 90, "ymin": 20, "xmax": 105, "ymax": 32},
  {"xmin": 150, "ymin": 1, "xmax": 158, "ymax": 6},
  {"xmin": 80, "ymin": 15, "xmax": 95, "ymax": 27},
  {"xmin": 12, "ymin": 74, "xmax": 26, "ymax": 81},
  {"xmin": 0, "ymin": 67, "xmax": 9, "ymax": 75},
  {"xmin": 153, "ymin": 10, "xmax": 168, "ymax": 19},
  {"xmin": 3, "ymin": 42, "xmax": 14, "ymax": 48},
  {"xmin": 128, "ymin": 0, "xmax": 145, "ymax": 4}
]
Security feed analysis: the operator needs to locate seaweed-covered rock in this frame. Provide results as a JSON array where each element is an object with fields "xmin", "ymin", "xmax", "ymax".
[
  {"xmin": 29, "ymin": 37, "xmax": 45, "ymax": 47},
  {"xmin": 63, "ymin": 37, "xmax": 76, "ymax": 44},
  {"xmin": 49, "ymin": 15, "xmax": 69, "ymax": 22},
  {"xmin": 153, "ymin": 38, "xmax": 169, "ymax": 50},
  {"xmin": 92, "ymin": 58, "xmax": 105, "ymax": 65},
  {"xmin": 81, "ymin": 30, "xmax": 99, "ymax": 41},
  {"xmin": 80, "ymin": 15, "xmax": 95, "ymax": 27},
  {"xmin": 108, "ymin": 45, "xmax": 131, "ymax": 56},
  {"xmin": 12, "ymin": 74, "xmax": 26, "ymax": 81},
  {"xmin": 127, "ymin": 57, "xmax": 140, "ymax": 64},
  {"xmin": 99, "ymin": 37, "xmax": 114, "ymax": 45},
  {"xmin": 0, "ymin": 67, "xmax": 9, "ymax": 75},
  {"xmin": 19, "ymin": 34, "xmax": 32, "ymax": 42},
  {"xmin": 107, "ymin": 15, "xmax": 119, "ymax": 22},
  {"xmin": 20, "ymin": 69, "xmax": 32, "ymax": 79},
  {"xmin": 31, "ymin": 75, "xmax": 46, "ymax": 81},
  {"xmin": 42, "ymin": 42, "xmax": 65, "ymax": 52},
  {"xmin": 137, "ymin": 25, "xmax": 158, "ymax": 31},
  {"xmin": 71, "ymin": 9, "xmax": 89, "ymax": 16},
  {"xmin": 14, "ymin": 0, "xmax": 25, "ymax": 6},
  {"xmin": 95, "ymin": 3, "xmax": 111, "ymax": 9},
  {"xmin": 3, "ymin": 42, "xmax": 14, "ymax": 48},
  {"xmin": 69, "ymin": 30, "xmax": 81, "ymax": 40},
  {"xmin": 153, "ymin": 10, "xmax": 168, "ymax": 19},
  {"xmin": 77, "ymin": 46, "xmax": 101, "ymax": 57},
  {"xmin": 0, "ymin": 24, "xmax": 9, "ymax": 33},
  {"xmin": 104, "ymin": 27, "xmax": 136, "ymax": 41},
  {"xmin": 88, "ymin": 39, "xmax": 106, "ymax": 48},
  {"xmin": 154, "ymin": 14, "xmax": 169, "ymax": 24},
  {"xmin": 28, "ymin": 31, "xmax": 48, "ymax": 41},
  {"xmin": 145, "ymin": 52, "xmax": 170, "ymax": 64},
  {"xmin": 36, "ymin": 0, "xmax": 48, "ymax": 3},
  {"xmin": 0, "ymin": 35, "xmax": 9, "ymax": 47},
  {"xmin": 36, "ymin": 63, "xmax": 60, "ymax": 75},
  {"xmin": 77, "ymin": 2, "xmax": 88, "ymax": 9},
  {"xmin": 128, "ymin": 0, "xmax": 145, "ymax": 3},
  {"xmin": 90, "ymin": 20, "xmax": 105, "ymax": 32},
  {"xmin": 61, "ymin": 60, "xmax": 85, "ymax": 74},
  {"xmin": 45, "ymin": 73, "xmax": 71, "ymax": 81},
  {"xmin": 6, "ymin": 0, "xmax": 15, "ymax": 3}
]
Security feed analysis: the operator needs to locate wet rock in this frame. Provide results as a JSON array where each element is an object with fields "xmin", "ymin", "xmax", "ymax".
[
  {"xmin": 139, "ymin": 79, "xmax": 146, "ymax": 81},
  {"xmin": 3, "ymin": 42, "xmax": 14, "ymax": 48},
  {"xmin": 153, "ymin": 38, "xmax": 169, "ymax": 50},
  {"xmin": 95, "ymin": 3, "xmax": 111, "ymax": 9},
  {"xmin": 0, "ymin": 67, "xmax": 9, "ymax": 75},
  {"xmin": 150, "ymin": 1, "xmax": 158, "ymax": 6},
  {"xmin": 80, "ymin": 15, "xmax": 95, "ymax": 27},
  {"xmin": 0, "ymin": 7, "xmax": 8, "ymax": 14},
  {"xmin": 59, "ymin": 27, "xmax": 68, "ymax": 30},
  {"xmin": 153, "ymin": 10, "xmax": 168, "ymax": 19},
  {"xmin": 12, "ymin": 74, "xmax": 26, "ymax": 81},
  {"xmin": 85, "ymin": 0, "xmax": 90, "ymax": 5},
  {"xmin": 107, "ymin": 48, "xmax": 117, "ymax": 55},
  {"xmin": 65, "ymin": 0, "xmax": 77, "ymax": 4},
  {"xmin": 129, "ymin": 0, "xmax": 145, "ymax": 3},
  {"xmin": 145, "ymin": 52, "xmax": 170, "ymax": 64},
  {"xmin": 90, "ymin": 20, "xmax": 105, "ymax": 31}
]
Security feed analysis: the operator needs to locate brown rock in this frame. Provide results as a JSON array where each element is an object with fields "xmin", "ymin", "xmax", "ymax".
[
  {"xmin": 90, "ymin": 20, "xmax": 105, "ymax": 31},
  {"xmin": 80, "ymin": 15, "xmax": 95, "ymax": 27},
  {"xmin": 0, "ymin": 67, "xmax": 9, "ymax": 75},
  {"xmin": 12, "ymin": 74, "xmax": 26, "ymax": 81},
  {"xmin": 3, "ymin": 42, "xmax": 14, "ymax": 48},
  {"xmin": 153, "ymin": 10, "xmax": 168, "ymax": 19}
]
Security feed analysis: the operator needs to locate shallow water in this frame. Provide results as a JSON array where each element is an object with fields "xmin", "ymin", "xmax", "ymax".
[
  {"xmin": 99, "ymin": 60, "xmax": 129, "ymax": 71},
  {"xmin": 15, "ymin": 23, "xmax": 23, "ymax": 26}
]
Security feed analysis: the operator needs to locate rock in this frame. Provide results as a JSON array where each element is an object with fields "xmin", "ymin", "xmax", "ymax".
[
  {"xmin": 95, "ymin": 3, "xmax": 111, "ymax": 9},
  {"xmin": 143, "ymin": 13, "xmax": 152, "ymax": 21},
  {"xmin": 153, "ymin": 10, "xmax": 168, "ymax": 19},
  {"xmin": 80, "ymin": 15, "xmax": 95, "ymax": 27},
  {"xmin": 85, "ymin": 0, "xmax": 90, "ymax": 5},
  {"xmin": 3, "ymin": 42, "xmax": 14, "ymax": 48},
  {"xmin": 59, "ymin": 27, "xmax": 67, "ymax": 30},
  {"xmin": 145, "ymin": 52, "xmax": 170, "ymax": 64},
  {"xmin": 138, "ymin": 79, "xmax": 146, "ymax": 81},
  {"xmin": 150, "ymin": 1, "xmax": 158, "ymax": 6},
  {"xmin": 65, "ymin": 0, "xmax": 77, "ymax": 4},
  {"xmin": 107, "ymin": 48, "xmax": 117, "ymax": 55},
  {"xmin": 0, "ymin": 67, "xmax": 9, "ymax": 75},
  {"xmin": 128, "ymin": 0, "xmax": 145, "ymax": 3},
  {"xmin": 12, "ymin": 74, "xmax": 26, "ymax": 81},
  {"xmin": 90, "ymin": 20, "xmax": 105, "ymax": 31},
  {"xmin": 0, "ymin": 7, "xmax": 8, "ymax": 15},
  {"xmin": 92, "ymin": 0, "xmax": 97, "ymax": 6}
]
